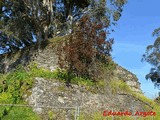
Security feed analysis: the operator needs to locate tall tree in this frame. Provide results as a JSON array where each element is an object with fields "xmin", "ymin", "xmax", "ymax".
[
  {"xmin": 0, "ymin": 0, "xmax": 90, "ymax": 53},
  {"xmin": 0, "ymin": 0, "xmax": 56, "ymax": 52},
  {"xmin": 142, "ymin": 28, "xmax": 160, "ymax": 88},
  {"xmin": 57, "ymin": 0, "xmax": 127, "ymax": 81}
]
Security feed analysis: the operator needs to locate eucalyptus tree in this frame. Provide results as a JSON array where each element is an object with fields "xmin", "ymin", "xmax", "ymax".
[
  {"xmin": 0, "ymin": 0, "xmax": 127, "ymax": 83},
  {"xmin": 0, "ymin": 0, "xmax": 127, "ymax": 54},
  {"xmin": 142, "ymin": 28, "xmax": 160, "ymax": 88},
  {"xmin": 0, "ymin": 0, "xmax": 91, "ymax": 52}
]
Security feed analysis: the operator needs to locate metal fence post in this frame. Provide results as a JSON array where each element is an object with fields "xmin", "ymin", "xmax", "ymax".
[
  {"xmin": 74, "ymin": 106, "xmax": 80, "ymax": 120},
  {"xmin": 74, "ymin": 107, "xmax": 77, "ymax": 120},
  {"xmin": 77, "ymin": 106, "xmax": 80, "ymax": 120}
]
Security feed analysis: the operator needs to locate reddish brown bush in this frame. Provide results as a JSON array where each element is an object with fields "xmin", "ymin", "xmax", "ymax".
[{"xmin": 57, "ymin": 15, "xmax": 113, "ymax": 82}]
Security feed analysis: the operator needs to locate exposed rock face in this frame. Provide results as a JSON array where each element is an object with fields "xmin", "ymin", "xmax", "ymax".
[
  {"xmin": 0, "ymin": 43, "xmax": 58, "ymax": 73},
  {"xmin": 24, "ymin": 77, "xmax": 149, "ymax": 119},
  {"xmin": 114, "ymin": 65, "xmax": 142, "ymax": 93}
]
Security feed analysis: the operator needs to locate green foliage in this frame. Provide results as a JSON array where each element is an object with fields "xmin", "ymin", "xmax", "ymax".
[
  {"xmin": 108, "ymin": 78, "xmax": 155, "ymax": 109},
  {"xmin": 131, "ymin": 92, "xmax": 155, "ymax": 107},
  {"xmin": 0, "ymin": 67, "xmax": 31, "ymax": 104},
  {"xmin": 113, "ymin": 11, "xmax": 121, "ymax": 21},
  {"xmin": 26, "ymin": 63, "xmax": 116, "ymax": 94},
  {"xmin": 0, "ymin": 0, "xmax": 91, "ymax": 52},
  {"xmin": 51, "ymin": 67, "xmax": 106, "ymax": 92},
  {"xmin": 0, "ymin": 66, "xmax": 40, "ymax": 119},
  {"xmin": 0, "ymin": 107, "xmax": 40, "ymax": 120},
  {"xmin": 153, "ymin": 104, "xmax": 160, "ymax": 120},
  {"xmin": 102, "ymin": 58, "xmax": 116, "ymax": 78},
  {"xmin": 27, "ymin": 63, "xmax": 109, "ymax": 94},
  {"xmin": 28, "ymin": 64, "xmax": 57, "ymax": 79},
  {"xmin": 152, "ymin": 27, "xmax": 160, "ymax": 37},
  {"xmin": 79, "ymin": 112, "xmax": 106, "ymax": 120},
  {"xmin": 142, "ymin": 28, "xmax": 160, "ymax": 88},
  {"xmin": 108, "ymin": 79, "xmax": 131, "ymax": 94},
  {"xmin": 48, "ymin": 110, "xmax": 56, "ymax": 120},
  {"xmin": 0, "ymin": 0, "xmax": 127, "ymax": 57}
]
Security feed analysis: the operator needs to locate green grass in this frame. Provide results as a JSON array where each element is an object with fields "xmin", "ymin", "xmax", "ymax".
[
  {"xmin": 27, "ymin": 63, "xmax": 106, "ymax": 92},
  {"xmin": 108, "ymin": 79, "xmax": 154, "ymax": 106},
  {"xmin": 0, "ymin": 66, "xmax": 40, "ymax": 119},
  {"xmin": 0, "ymin": 107, "xmax": 40, "ymax": 120},
  {"xmin": 131, "ymin": 92, "xmax": 155, "ymax": 107},
  {"xmin": 108, "ymin": 79, "xmax": 131, "ymax": 94}
]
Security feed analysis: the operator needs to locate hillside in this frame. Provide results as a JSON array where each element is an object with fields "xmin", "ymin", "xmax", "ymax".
[{"xmin": 0, "ymin": 38, "xmax": 159, "ymax": 120}]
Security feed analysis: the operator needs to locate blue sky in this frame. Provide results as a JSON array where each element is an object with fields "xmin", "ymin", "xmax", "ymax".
[{"xmin": 111, "ymin": 0, "xmax": 160, "ymax": 99}]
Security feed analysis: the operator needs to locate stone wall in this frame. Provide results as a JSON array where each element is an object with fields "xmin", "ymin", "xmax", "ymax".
[
  {"xmin": 0, "ymin": 40, "xmax": 147, "ymax": 119},
  {"xmin": 0, "ymin": 43, "xmax": 58, "ymax": 73},
  {"xmin": 0, "ymin": 40, "xmax": 143, "ymax": 95},
  {"xmin": 114, "ymin": 65, "xmax": 142, "ymax": 93},
  {"xmin": 25, "ymin": 77, "xmax": 149, "ymax": 120},
  {"xmin": 0, "ymin": 41, "xmax": 142, "ymax": 93}
]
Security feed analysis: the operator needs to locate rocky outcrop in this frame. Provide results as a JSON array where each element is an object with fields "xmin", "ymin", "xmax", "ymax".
[
  {"xmin": 0, "ymin": 42, "xmax": 58, "ymax": 73},
  {"xmin": 25, "ymin": 77, "xmax": 148, "ymax": 119},
  {"xmin": 114, "ymin": 65, "xmax": 142, "ymax": 93}
]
